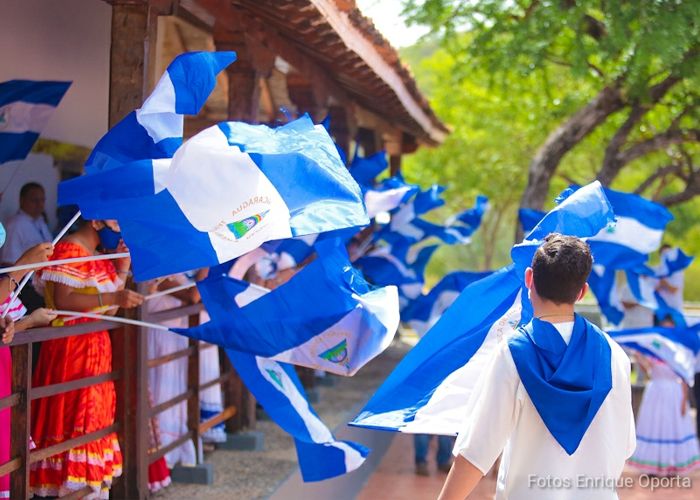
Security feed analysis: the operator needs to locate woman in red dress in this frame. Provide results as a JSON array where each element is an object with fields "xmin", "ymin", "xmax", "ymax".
[{"xmin": 29, "ymin": 218, "xmax": 165, "ymax": 498}]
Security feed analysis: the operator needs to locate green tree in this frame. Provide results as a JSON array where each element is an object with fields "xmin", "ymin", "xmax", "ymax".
[{"xmin": 403, "ymin": 0, "xmax": 700, "ymax": 240}]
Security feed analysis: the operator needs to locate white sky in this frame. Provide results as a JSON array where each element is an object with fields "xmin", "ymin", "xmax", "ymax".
[{"xmin": 355, "ymin": 0, "xmax": 429, "ymax": 48}]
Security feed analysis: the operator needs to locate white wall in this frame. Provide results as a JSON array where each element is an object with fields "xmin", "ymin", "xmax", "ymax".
[
  {"xmin": 0, "ymin": 0, "xmax": 112, "ymax": 148},
  {"xmin": 0, "ymin": 0, "xmax": 112, "ymax": 230}
]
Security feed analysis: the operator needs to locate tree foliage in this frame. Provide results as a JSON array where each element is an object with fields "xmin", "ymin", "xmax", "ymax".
[{"xmin": 397, "ymin": 7, "xmax": 700, "ymax": 299}]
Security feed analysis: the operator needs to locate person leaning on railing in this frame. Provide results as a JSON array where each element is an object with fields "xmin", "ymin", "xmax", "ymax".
[
  {"xmin": 28, "ymin": 217, "xmax": 144, "ymax": 499},
  {"xmin": 0, "ymin": 240, "xmax": 56, "ymax": 500}
]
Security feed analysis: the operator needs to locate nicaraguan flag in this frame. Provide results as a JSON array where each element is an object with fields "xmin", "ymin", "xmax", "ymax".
[
  {"xmin": 587, "ymin": 264, "xmax": 624, "ymax": 325},
  {"xmin": 350, "ymin": 181, "xmax": 615, "ymax": 434},
  {"xmin": 362, "ymin": 175, "xmax": 419, "ymax": 219},
  {"xmin": 349, "ymin": 150, "xmax": 388, "ymax": 185},
  {"xmin": 225, "ymin": 349, "xmax": 369, "ymax": 481},
  {"xmin": 86, "ymin": 52, "xmax": 236, "ymax": 172},
  {"xmin": 175, "ymin": 239, "xmax": 399, "ymax": 376},
  {"xmin": 608, "ymin": 324, "xmax": 700, "ymax": 384},
  {"xmin": 386, "ymin": 184, "xmax": 446, "ymax": 230},
  {"xmin": 402, "ymin": 270, "xmax": 494, "ymax": 337},
  {"xmin": 0, "ymin": 80, "xmax": 71, "ymax": 164},
  {"xmin": 60, "ymin": 115, "xmax": 369, "ymax": 281},
  {"xmin": 579, "ymin": 186, "xmax": 673, "ymax": 269}
]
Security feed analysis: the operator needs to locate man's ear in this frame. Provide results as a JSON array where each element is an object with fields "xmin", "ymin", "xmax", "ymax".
[
  {"xmin": 577, "ymin": 283, "xmax": 589, "ymax": 302},
  {"xmin": 524, "ymin": 268, "xmax": 533, "ymax": 289}
]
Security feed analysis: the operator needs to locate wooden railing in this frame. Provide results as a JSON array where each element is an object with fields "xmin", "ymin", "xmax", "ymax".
[{"xmin": 0, "ymin": 293, "xmax": 246, "ymax": 499}]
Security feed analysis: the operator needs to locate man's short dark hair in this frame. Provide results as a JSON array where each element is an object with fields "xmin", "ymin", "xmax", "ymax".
[
  {"xmin": 532, "ymin": 234, "xmax": 593, "ymax": 305},
  {"xmin": 659, "ymin": 243, "xmax": 671, "ymax": 252},
  {"xmin": 20, "ymin": 182, "xmax": 44, "ymax": 198}
]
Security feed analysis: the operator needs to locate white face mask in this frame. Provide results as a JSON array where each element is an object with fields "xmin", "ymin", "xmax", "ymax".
[{"xmin": 0, "ymin": 223, "xmax": 5, "ymax": 248}]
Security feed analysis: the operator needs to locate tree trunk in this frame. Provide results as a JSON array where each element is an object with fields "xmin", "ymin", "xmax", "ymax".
[{"xmin": 516, "ymin": 85, "xmax": 625, "ymax": 240}]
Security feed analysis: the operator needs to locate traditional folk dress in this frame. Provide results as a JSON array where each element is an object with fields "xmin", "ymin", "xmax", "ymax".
[
  {"xmin": 147, "ymin": 274, "xmax": 197, "ymax": 468},
  {"xmin": 199, "ymin": 310, "xmax": 227, "ymax": 444},
  {"xmin": 0, "ymin": 295, "xmax": 27, "ymax": 498},
  {"xmin": 454, "ymin": 316, "xmax": 636, "ymax": 500},
  {"xmin": 628, "ymin": 358, "xmax": 700, "ymax": 476},
  {"xmin": 28, "ymin": 242, "xmax": 169, "ymax": 497},
  {"xmin": 29, "ymin": 242, "xmax": 123, "ymax": 498}
]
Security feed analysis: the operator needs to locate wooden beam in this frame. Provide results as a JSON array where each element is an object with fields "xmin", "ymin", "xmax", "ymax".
[
  {"xmin": 108, "ymin": 3, "xmax": 159, "ymax": 128},
  {"xmin": 193, "ymin": 0, "xmax": 349, "ymax": 105}
]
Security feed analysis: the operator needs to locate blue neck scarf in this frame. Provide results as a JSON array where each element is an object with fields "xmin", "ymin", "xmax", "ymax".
[{"xmin": 508, "ymin": 314, "xmax": 612, "ymax": 455}]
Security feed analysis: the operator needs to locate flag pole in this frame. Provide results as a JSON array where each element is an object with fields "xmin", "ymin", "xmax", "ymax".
[
  {"xmin": 52, "ymin": 310, "xmax": 171, "ymax": 331},
  {"xmin": 0, "ymin": 252, "xmax": 130, "ymax": 276},
  {"xmin": 59, "ymin": 282, "xmax": 198, "ymax": 322},
  {"xmin": 2, "ymin": 210, "xmax": 83, "ymax": 318}
]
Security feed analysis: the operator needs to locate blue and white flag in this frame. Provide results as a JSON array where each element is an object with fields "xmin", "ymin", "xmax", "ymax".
[
  {"xmin": 587, "ymin": 264, "xmax": 624, "ymax": 325},
  {"xmin": 362, "ymin": 175, "xmax": 419, "ymax": 220},
  {"xmin": 349, "ymin": 150, "xmax": 388, "ymax": 186},
  {"xmin": 654, "ymin": 247, "xmax": 694, "ymax": 278},
  {"xmin": 85, "ymin": 52, "xmax": 236, "ymax": 172},
  {"xmin": 226, "ymin": 349, "xmax": 369, "ymax": 481},
  {"xmin": 176, "ymin": 239, "xmax": 399, "ymax": 376},
  {"xmin": 402, "ymin": 270, "xmax": 494, "ymax": 337},
  {"xmin": 355, "ymin": 238, "xmax": 438, "ymax": 311},
  {"xmin": 578, "ymin": 186, "xmax": 673, "ymax": 269},
  {"xmin": 447, "ymin": 195, "xmax": 490, "ymax": 231},
  {"xmin": 350, "ymin": 181, "xmax": 615, "ymax": 434},
  {"xmin": 608, "ymin": 324, "xmax": 700, "ymax": 384},
  {"xmin": 0, "ymin": 80, "xmax": 71, "ymax": 164},
  {"xmin": 60, "ymin": 115, "xmax": 369, "ymax": 281}
]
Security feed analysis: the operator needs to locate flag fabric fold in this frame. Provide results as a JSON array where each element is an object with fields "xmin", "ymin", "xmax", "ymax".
[
  {"xmin": 175, "ymin": 239, "xmax": 399, "ymax": 376},
  {"xmin": 350, "ymin": 181, "xmax": 616, "ymax": 435},
  {"xmin": 61, "ymin": 114, "xmax": 368, "ymax": 281},
  {"xmin": 85, "ymin": 51, "xmax": 236, "ymax": 172},
  {"xmin": 225, "ymin": 349, "xmax": 369, "ymax": 482},
  {"xmin": 402, "ymin": 271, "xmax": 494, "ymax": 337},
  {"xmin": 608, "ymin": 324, "xmax": 700, "ymax": 384},
  {"xmin": 0, "ymin": 80, "xmax": 71, "ymax": 164}
]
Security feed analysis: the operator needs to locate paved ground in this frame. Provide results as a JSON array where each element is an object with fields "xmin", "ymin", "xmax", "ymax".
[{"xmin": 356, "ymin": 431, "xmax": 700, "ymax": 500}]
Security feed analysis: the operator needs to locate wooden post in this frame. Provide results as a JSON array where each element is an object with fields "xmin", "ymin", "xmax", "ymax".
[
  {"xmin": 9, "ymin": 343, "xmax": 31, "ymax": 499},
  {"xmin": 357, "ymin": 127, "xmax": 379, "ymax": 157},
  {"xmin": 186, "ymin": 316, "xmax": 200, "ymax": 461},
  {"xmin": 328, "ymin": 105, "xmax": 351, "ymax": 165},
  {"xmin": 214, "ymin": 24, "xmax": 264, "ymax": 123},
  {"xmin": 390, "ymin": 155, "xmax": 402, "ymax": 177},
  {"xmin": 108, "ymin": 2, "xmax": 159, "ymax": 128},
  {"xmin": 220, "ymin": 349, "xmax": 245, "ymax": 433}
]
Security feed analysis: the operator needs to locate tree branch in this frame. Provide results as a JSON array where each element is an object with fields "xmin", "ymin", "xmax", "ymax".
[
  {"xmin": 634, "ymin": 164, "xmax": 684, "ymax": 195},
  {"xmin": 616, "ymin": 129, "xmax": 700, "ymax": 167}
]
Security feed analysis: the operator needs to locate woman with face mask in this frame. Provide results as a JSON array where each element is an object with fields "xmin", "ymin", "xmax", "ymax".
[{"xmin": 29, "ymin": 217, "xmax": 144, "ymax": 499}]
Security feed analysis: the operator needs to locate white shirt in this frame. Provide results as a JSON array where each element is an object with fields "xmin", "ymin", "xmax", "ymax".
[
  {"xmin": 454, "ymin": 322, "xmax": 636, "ymax": 500},
  {"xmin": 617, "ymin": 283, "xmax": 654, "ymax": 329},
  {"xmin": 1, "ymin": 209, "xmax": 52, "ymax": 264}
]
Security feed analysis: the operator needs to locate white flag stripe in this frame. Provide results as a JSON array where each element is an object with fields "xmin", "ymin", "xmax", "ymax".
[
  {"xmin": 365, "ymin": 186, "xmax": 414, "ymax": 219},
  {"xmin": 402, "ymin": 292, "xmax": 522, "ymax": 434},
  {"xmin": 257, "ymin": 357, "xmax": 334, "ymax": 443},
  {"xmin": 0, "ymin": 102, "xmax": 56, "ymax": 134},
  {"xmin": 588, "ymin": 216, "xmax": 664, "ymax": 254}
]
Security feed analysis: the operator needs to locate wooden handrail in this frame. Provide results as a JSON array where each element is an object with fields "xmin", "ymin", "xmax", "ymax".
[
  {"xmin": 199, "ymin": 370, "xmax": 235, "ymax": 392},
  {"xmin": 30, "ymin": 370, "xmax": 124, "ymax": 401},
  {"xmin": 149, "ymin": 389, "xmax": 195, "ymax": 418},
  {"xmin": 147, "ymin": 430, "xmax": 196, "ymax": 465},
  {"xmin": 0, "ymin": 393, "xmax": 20, "ymax": 412},
  {"xmin": 7, "ymin": 319, "xmax": 120, "ymax": 346},
  {"xmin": 199, "ymin": 406, "xmax": 237, "ymax": 435},
  {"xmin": 29, "ymin": 423, "xmax": 122, "ymax": 463},
  {"xmin": 0, "ymin": 457, "xmax": 20, "ymax": 478},
  {"xmin": 144, "ymin": 303, "xmax": 204, "ymax": 324},
  {"xmin": 148, "ymin": 346, "xmax": 196, "ymax": 369}
]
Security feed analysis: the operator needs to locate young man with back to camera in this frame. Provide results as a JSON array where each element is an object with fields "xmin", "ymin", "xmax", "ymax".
[{"xmin": 439, "ymin": 234, "xmax": 636, "ymax": 500}]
